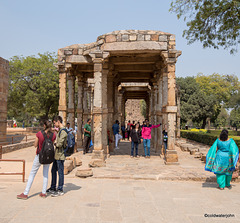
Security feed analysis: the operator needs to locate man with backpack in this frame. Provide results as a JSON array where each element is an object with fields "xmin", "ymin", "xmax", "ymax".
[{"xmin": 47, "ymin": 116, "xmax": 68, "ymax": 197}]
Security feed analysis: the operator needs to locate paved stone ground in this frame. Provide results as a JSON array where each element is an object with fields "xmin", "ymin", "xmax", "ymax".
[
  {"xmin": 1, "ymin": 141, "xmax": 240, "ymax": 222},
  {"xmin": 90, "ymin": 141, "xmax": 214, "ymax": 181}
]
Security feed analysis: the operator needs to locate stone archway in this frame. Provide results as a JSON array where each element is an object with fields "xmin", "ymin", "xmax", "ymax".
[{"xmin": 56, "ymin": 30, "xmax": 181, "ymax": 164}]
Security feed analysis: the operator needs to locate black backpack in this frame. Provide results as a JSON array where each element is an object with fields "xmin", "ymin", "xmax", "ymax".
[
  {"xmin": 39, "ymin": 130, "xmax": 55, "ymax": 164},
  {"xmin": 59, "ymin": 128, "xmax": 75, "ymax": 156}
]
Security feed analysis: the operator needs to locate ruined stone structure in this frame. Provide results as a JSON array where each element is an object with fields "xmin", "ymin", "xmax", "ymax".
[
  {"xmin": 56, "ymin": 30, "xmax": 181, "ymax": 164},
  {"xmin": 125, "ymin": 99, "xmax": 145, "ymax": 124},
  {"xmin": 0, "ymin": 57, "xmax": 9, "ymax": 142}
]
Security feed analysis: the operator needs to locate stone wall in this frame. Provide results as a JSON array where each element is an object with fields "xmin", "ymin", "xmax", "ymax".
[
  {"xmin": 125, "ymin": 99, "xmax": 145, "ymax": 124},
  {"xmin": 0, "ymin": 57, "xmax": 9, "ymax": 143}
]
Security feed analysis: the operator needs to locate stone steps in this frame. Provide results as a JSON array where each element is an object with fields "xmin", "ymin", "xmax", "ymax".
[{"xmin": 176, "ymin": 138, "xmax": 209, "ymax": 164}]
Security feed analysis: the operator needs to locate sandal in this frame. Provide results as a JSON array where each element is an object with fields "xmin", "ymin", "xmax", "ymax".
[{"xmin": 217, "ymin": 187, "xmax": 224, "ymax": 190}]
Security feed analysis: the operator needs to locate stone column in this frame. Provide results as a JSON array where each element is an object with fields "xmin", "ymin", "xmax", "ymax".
[
  {"xmin": 107, "ymin": 76, "xmax": 114, "ymax": 152},
  {"xmin": 83, "ymin": 81, "xmax": 89, "ymax": 125},
  {"xmin": 150, "ymin": 89, "xmax": 155, "ymax": 149},
  {"xmin": 92, "ymin": 58, "xmax": 107, "ymax": 160},
  {"xmin": 58, "ymin": 70, "xmax": 67, "ymax": 125},
  {"xmin": 153, "ymin": 84, "xmax": 158, "ymax": 153},
  {"xmin": 157, "ymin": 76, "xmax": 163, "ymax": 153},
  {"xmin": 117, "ymin": 91, "xmax": 123, "ymax": 123},
  {"xmin": 76, "ymin": 76, "xmax": 84, "ymax": 150},
  {"xmin": 176, "ymin": 86, "xmax": 181, "ymax": 138},
  {"xmin": 113, "ymin": 81, "xmax": 119, "ymax": 121},
  {"xmin": 121, "ymin": 96, "xmax": 126, "ymax": 125},
  {"xmin": 102, "ymin": 69, "xmax": 108, "ymax": 155},
  {"xmin": 165, "ymin": 63, "xmax": 178, "ymax": 164},
  {"xmin": 145, "ymin": 96, "xmax": 150, "ymax": 120},
  {"xmin": 67, "ymin": 74, "xmax": 75, "ymax": 128}
]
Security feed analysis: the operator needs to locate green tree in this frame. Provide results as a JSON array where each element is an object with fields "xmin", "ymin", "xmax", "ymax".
[
  {"xmin": 177, "ymin": 76, "xmax": 217, "ymax": 128},
  {"xmin": 214, "ymin": 107, "xmax": 229, "ymax": 129},
  {"xmin": 196, "ymin": 73, "xmax": 239, "ymax": 104},
  {"xmin": 8, "ymin": 52, "xmax": 59, "ymax": 123},
  {"xmin": 229, "ymin": 91, "xmax": 240, "ymax": 109},
  {"xmin": 196, "ymin": 73, "xmax": 239, "ymax": 124},
  {"xmin": 230, "ymin": 108, "xmax": 240, "ymax": 131},
  {"xmin": 170, "ymin": 0, "xmax": 240, "ymax": 54}
]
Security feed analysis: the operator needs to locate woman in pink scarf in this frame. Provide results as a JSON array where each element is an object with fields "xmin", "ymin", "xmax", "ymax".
[{"xmin": 142, "ymin": 119, "xmax": 161, "ymax": 158}]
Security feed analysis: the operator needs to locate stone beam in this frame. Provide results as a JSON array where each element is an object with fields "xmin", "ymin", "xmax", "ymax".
[
  {"xmin": 66, "ymin": 55, "xmax": 92, "ymax": 64},
  {"xmin": 115, "ymin": 64, "xmax": 155, "ymax": 72},
  {"xmin": 102, "ymin": 41, "xmax": 167, "ymax": 52}
]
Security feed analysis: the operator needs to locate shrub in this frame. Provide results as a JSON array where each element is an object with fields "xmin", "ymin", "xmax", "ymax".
[
  {"xmin": 190, "ymin": 128, "xmax": 207, "ymax": 133},
  {"xmin": 207, "ymin": 130, "xmax": 240, "ymax": 136},
  {"xmin": 181, "ymin": 130, "xmax": 240, "ymax": 148}
]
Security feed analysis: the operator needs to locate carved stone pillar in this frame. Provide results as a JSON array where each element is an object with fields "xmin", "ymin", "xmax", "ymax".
[
  {"xmin": 77, "ymin": 76, "xmax": 84, "ymax": 150},
  {"xmin": 83, "ymin": 81, "xmax": 89, "ymax": 125},
  {"xmin": 176, "ymin": 86, "xmax": 181, "ymax": 138},
  {"xmin": 102, "ymin": 69, "xmax": 108, "ymax": 155},
  {"xmin": 145, "ymin": 96, "xmax": 150, "ymax": 120},
  {"xmin": 113, "ymin": 81, "xmax": 119, "ymax": 121},
  {"xmin": 153, "ymin": 84, "xmax": 158, "ymax": 153},
  {"xmin": 67, "ymin": 74, "xmax": 75, "ymax": 128},
  {"xmin": 92, "ymin": 58, "xmax": 107, "ymax": 160},
  {"xmin": 58, "ymin": 71, "xmax": 67, "ymax": 125},
  {"xmin": 157, "ymin": 76, "xmax": 163, "ymax": 153},
  {"xmin": 117, "ymin": 91, "xmax": 123, "ymax": 123},
  {"xmin": 150, "ymin": 89, "xmax": 155, "ymax": 149},
  {"xmin": 164, "ymin": 63, "xmax": 178, "ymax": 164},
  {"xmin": 107, "ymin": 76, "xmax": 114, "ymax": 152},
  {"xmin": 121, "ymin": 96, "xmax": 126, "ymax": 125}
]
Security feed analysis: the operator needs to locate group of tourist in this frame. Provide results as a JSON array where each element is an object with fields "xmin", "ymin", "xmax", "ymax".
[
  {"xmin": 112, "ymin": 119, "xmax": 166, "ymax": 158},
  {"xmin": 16, "ymin": 114, "xmax": 240, "ymax": 199},
  {"xmin": 17, "ymin": 116, "xmax": 68, "ymax": 199}
]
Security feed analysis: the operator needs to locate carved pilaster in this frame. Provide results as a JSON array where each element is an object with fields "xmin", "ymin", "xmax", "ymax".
[
  {"xmin": 67, "ymin": 74, "xmax": 75, "ymax": 128},
  {"xmin": 58, "ymin": 71, "xmax": 67, "ymax": 125},
  {"xmin": 77, "ymin": 75, "xmax": 84, "ymax": 150}
]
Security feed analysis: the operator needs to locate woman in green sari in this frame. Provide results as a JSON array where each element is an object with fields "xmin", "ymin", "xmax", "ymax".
[{"xmin": 205, "ymin": 129, "xmax": 239, "ymax": 190}]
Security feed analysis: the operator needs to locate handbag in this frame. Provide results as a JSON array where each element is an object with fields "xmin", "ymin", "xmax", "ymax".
[{"xmin": 89, "ymin": 140, "xmax": 93, "ymax": 148}]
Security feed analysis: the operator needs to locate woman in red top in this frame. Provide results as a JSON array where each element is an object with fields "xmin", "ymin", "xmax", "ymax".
[{"xmin": 17, "ymin": 120, "xmax": 56, "ymax": 199}]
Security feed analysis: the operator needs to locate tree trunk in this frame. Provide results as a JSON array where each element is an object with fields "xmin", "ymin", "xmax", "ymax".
[{"xmin": 201, "ymin": 117, "xmax": 207, "ymax": 129}]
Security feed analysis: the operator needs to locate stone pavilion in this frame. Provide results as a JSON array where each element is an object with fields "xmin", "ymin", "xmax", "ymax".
[{"xmin": 56, "ymin": 30, "xmax": 181, "ymax": 164}]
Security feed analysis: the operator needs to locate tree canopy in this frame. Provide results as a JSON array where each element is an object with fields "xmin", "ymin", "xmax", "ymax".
[
  {"xmin": 170, "ymin": 0, "xmax": 240, "ymax": 54},
  {"xmin": 177, "ymin": 76, "xmax": 217, "ymax": 128},
  {"xmin": 177, "ymin": 74, "xmax": 240, "ymax": 129},
  {"xmin": 8, "ymin": 52, "xmax": 59, "ymax": 123}
]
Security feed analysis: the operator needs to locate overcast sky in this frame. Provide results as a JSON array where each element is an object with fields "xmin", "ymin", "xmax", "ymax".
[{"xmin": 0, "ymin": 0, "xmax": 239, "ymax": 78}]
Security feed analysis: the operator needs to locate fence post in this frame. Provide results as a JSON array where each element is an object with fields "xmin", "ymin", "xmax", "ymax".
[
  {"xmin": 22, "ymin": 160, "xmax": 25, "ymax": 182},
  {"xmin": 26, "ymin": 135, "xmax": 27, "ymax": 142},
  {"xmin": 0, "ymin": 146, "xmax": 2, "ymax": 159},
  {"xmin": 12, "ymin": 137, "xmax": 13, "ymax": 144}
]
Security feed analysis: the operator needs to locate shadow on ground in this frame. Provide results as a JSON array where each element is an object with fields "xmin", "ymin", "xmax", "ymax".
[{"xmin": 64, "ymin": 183, "xmax": 81, "ymax": 193}]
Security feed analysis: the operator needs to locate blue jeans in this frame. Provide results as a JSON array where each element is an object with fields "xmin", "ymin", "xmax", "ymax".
[
  {"xmin": 143, "ymin": 139, "xmax": 151, "ymax": 156},
  {"xmin": 51, "ymin": 159, "xmax": 64, "ymax": 191},
  {"xmin": 131, "ymin": 141, "xmax": 139, "ymax": 156},
  {"xmin": 24, "ymin": 155, "xmax": 50, "ymax": 195},
  {"xmin": 163, "ymin": 142, "xmax": 167, "ymax": 153}
]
